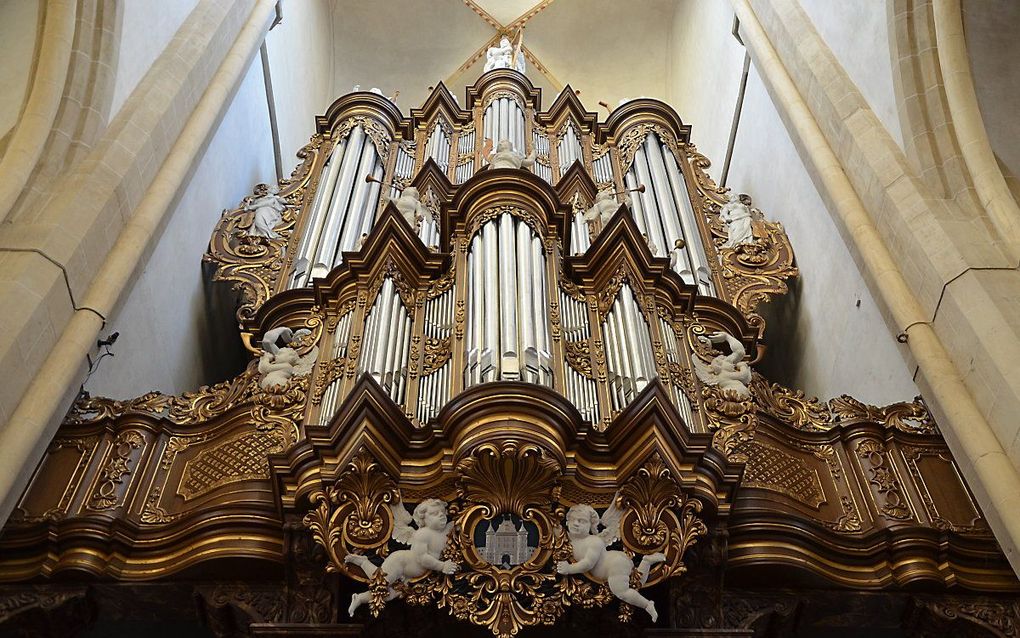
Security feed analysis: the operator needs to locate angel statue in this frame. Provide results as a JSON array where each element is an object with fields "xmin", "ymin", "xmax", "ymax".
[
  {"xmin": 483, "ymin": 35, "xmax": 525, "ymax": 73},
  {"xmin": 485, "ymin": 138, "xmax": 536, "ymax": 170},
  {"xmin": 719, "ymin": 192, "xmax": 754, "ymax": 248},
  {"xmin": 345, "ymin": 498, "xmax": 459, "ymax": 616},
  {"xmin": 386, "ymin": 187, "xmax": 426, "ymax": 231},
  {"xmin": 692, "ymin": 330, "xmax": 752, "ymax": 399},
  {"xmin": 244, "ymin": 184, "xmax": 287, "ymax": 239},
  {"xmin": 257, "ymin": 326, "xmax": 317, "ymax": 390},
  {"xmin": 557, "ymin": 501, "xmax": 666, "ymax": 622},
  {"xmin": 583, "ymin": 189, "xmax": 630, "ymax": 228}
]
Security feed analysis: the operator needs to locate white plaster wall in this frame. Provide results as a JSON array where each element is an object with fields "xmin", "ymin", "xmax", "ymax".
[
  {"xmin": 86, "ymin": 55, "xmax": 275, "ymax": 399},
  {"xmin": 264, "ymin": 0, "xmax": 336, "ymax": 165},
  {"xmin": 666, "ymin": 0, "xmax": 746, "ymax": 183},
  {"xmin": 0, "ymin": 0, "xmax": 41, "ymax": 142},
  {"xmin": 727, "ymin": 66, "xmax": 918, "ymax": 404},
  {"xmin": 109, "ymin": 0, "xmax": 200, "ymax": 118},
  {"xmin": 797, "ymin": 0, "xmax": 904, "ymax": 149}
]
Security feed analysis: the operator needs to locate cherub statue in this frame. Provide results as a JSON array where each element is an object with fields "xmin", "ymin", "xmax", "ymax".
[
  {"xmin": 244, "ymin": 184, "xmax": 287, "ymax": 239},
  {"xmin": 556, "ymin": 501, "xmax": 666, "ymax": 622},
  {"xmin": 258, "ymin": 326, "xmax": 317, "ymax": 390},
  {"xmin": 345, "ymin": 498, "xmax": 458, "ymax": 616},
  {"xmin": 719, "ymin": 193, "xmax": 753, "ymax": 248},
  {"xmin": 386, "ymin": 187, "xmax": 426, "ymax": 231},
  {"xmin": 583, "ymin": 189, "xmax": 629, "ymax": 228},
  {"xmin": 484, "ymin": 36, "xmax": 525, "ymax": 73},
  {"xmin": 486, "ymin": 138, "xmax": 536, "ymax": 170},
  {"xmin": 692, "ymin": 331, "xmax": 752, "ymax": 398}
]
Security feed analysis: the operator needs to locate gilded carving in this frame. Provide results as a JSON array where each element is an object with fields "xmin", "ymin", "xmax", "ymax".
[
  {"xmin": 303, "ymin": 448, "xmax": 400, "ymax": 572},
  {"xmin": 420, "ymin": 336, "xmax": 452, "ymax": 377},
  {"xmin": 735, "ymin": 439, "xmax": 825, "ymax": 509},
  {"xmin": 563, "ymin": 338, "xmax": 593, "ymax": 379},
  {"xmin": 855, "ymin": 439, "xmax": 911, "ymax": 520},
  {"xmin": 86, "ymin": 431, "xmax": 145, "ymax": 510},
  {"xmin": 751, "ymin": 375, "xmax": 831, "ymax": 431},
  {"xmin": 825, "ymin": 496, "xmax": 863, "ymax": 533},
  {"xmin": 467, "ymin": 204, "xmax": 545, "ymax": 242},
  {"xmin": 830, "ymin": 394, "xmax": 936, "ymax": 434},
  {"xmin": 179, "ymin": 428, "xmax": 288, "ymax": 500}
]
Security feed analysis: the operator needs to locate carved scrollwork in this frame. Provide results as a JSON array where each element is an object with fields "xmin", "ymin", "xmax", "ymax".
[
  {"xmin": 467, "ymin": 204, "xmax": 546, "ymax": 242},
  {"xmin": 829, "ymin": 394, "xmax": 936, "ymax": 434},
  {"xmin": 751, "ymin": 375, "xmax": 831, "ymax": 431},
  {"xmin": 824, "ymin": 496, "xmax": 863, "ymax": 533},
  {"xmin": 421, "ymin": 336, "xmax": 452, "ymax": 377},
  {"xmin": 564, "ymin": 338, "xmax": 593, "ymax": 379},
  {"xmin": 617, "ymin": 123, "xmax": 679, "ymax": 171},
  {"xmin": 702, "ymin": 385, "xmax": 757, "ymax": 461},
  {"xmin": 855, "ymin": 439, "xmax": 912, "ymax": 520},
  {"xmin": 303, "ymin": 448, "xmax": 399, "ymax": 573},
  {"xmin": 86, "ymin": 431, "xmax": 145, "ymax": 510},
  {"xmin": 617, "ymin": 454, "xmax": 708, "ymax": 583}
]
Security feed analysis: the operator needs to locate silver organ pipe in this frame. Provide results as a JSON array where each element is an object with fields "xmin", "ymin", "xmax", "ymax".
[
  {"xmin": 624, "ymin": 131, "xmax": 714, "ymax": 295},
  {"xmin": 532, "ymin": 126, "xmax": 552, "ymax": 183},
  {"xmin": 455, "ymin": 129, "xmax": 474, "ymax": 183},
  {"xmin": 569, "ymin": 202, "xmax": 590, "ymax": 256},
  {"xmin": 482, "ymin": 97, "xmax": 525, "ymax": 158},
  {"xmin": 657, "ymin": 315, "xmax": 694, "ymax": 428},
  {"xmin": 391, "ymin": 140, "xmax": 415, "ymax": 200},
  {"xmin": 290, "ymin": 136, "xmax": 346, "ymax": 287},
  {"xmin": 320, "ymin": 307, "xmax": 355, "ymax": 424},
  {"xmin": 592, "ymin": 152, "xmax": 614, "ymax": 187},
  {"xmin": 359, "ymin": 278, "xmax": 412, "ymax": 403},
  {"xmin": 557, "ymin": 121, "xmax": 582, "ymax": 174},
  {"xmin": 425, "ymin": 120, "xmax": 452, "ymax": 173},
  {"xmin": 559, "ymin": 288, "xmax": 599, "ymax": 423},
  {"xmin": 463, "ymin": 214, "xmax": 552, "ymax": 389},
  {"xmin": 602, "ymin": 283, "xmax": 658, "ymax": 412},
  {"xmin": 417, "ymin": 286, "xmax": 455, "ymax": 423},
  {"xmin": 417, "ymin": 192, "xmax": 441, "ymax": 248},
  {"xmin": 291, "ymin": 125, "xmax": 385, "ymax": 287}
]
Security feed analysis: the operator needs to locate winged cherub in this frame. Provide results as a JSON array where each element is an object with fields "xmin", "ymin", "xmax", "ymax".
[
  {"xmin": 583, "ymin": 189, "xmax": 631, "ymax": 228},
  {"xmin": 386, "ymin": 187, "xmax": 426, "ymax": 231},
  {"xmin": 345, "ymin": 498, "xmax": 459, "ymax": 616},
  {"xmin": 556, "ymin": 501, "xmax": 666, "ymax": 622},
  {"xmin": 257, "ymin": 326, "xmax": 317, "ymax": 390},
  {"xmin": 692, "ymin": 330, "xmax": 752, "ymax": 399}
]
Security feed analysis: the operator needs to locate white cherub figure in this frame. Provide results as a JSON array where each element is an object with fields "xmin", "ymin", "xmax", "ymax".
[
  {"xmin": 692, "ymin": 331, "xmax": 752, "ymax": 398},
  {"xmin": 345, "ymin": 498, "xmax": 459, "ymax": 616},
  {"xmin": 486, "ymin": 138, "xmax": 536, "ymax": 170},
  {"xmin": 583, "ymin": 190, "xmax": 614, "ymax": 226},
  {"xmin": 257, "ymin": 326, "xmax": 316, "ymax": 390},
  {"xmin": 386, "ymin": 187, "xmax": 426, "ymax": 231},
  {"xmin": 556, "ymin": 501, "xmax": 666, "ymax": 622}
]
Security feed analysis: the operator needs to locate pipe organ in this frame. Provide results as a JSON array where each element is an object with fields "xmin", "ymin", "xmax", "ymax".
[{"xmin": 5, "ymin": 66, "xmax": 1010, "ymax": 638}]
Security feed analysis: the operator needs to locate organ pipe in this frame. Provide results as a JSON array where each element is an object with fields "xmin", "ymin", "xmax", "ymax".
[{"xmin": 463, "ymin": 214, "xmax": 551, "ymax": 389}]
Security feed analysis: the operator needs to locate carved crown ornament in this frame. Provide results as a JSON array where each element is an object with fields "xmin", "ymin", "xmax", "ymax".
[{"xmin": 2, "ymin": 70, "xmax": 1017, "ymax": 637}]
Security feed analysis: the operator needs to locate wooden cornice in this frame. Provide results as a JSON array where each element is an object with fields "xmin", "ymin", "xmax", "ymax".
[
  {"xmin": 315, "ymin": 92, "xmax": 413, "ymax": 140},
  {"xmin": 409, "ymin": 81, "xmax": 472, "ymax": 128},
  {"xmin": 536, "ymin": 85, "xmax": 599, "ymax": 132},
  {"xmin": 596, "ymin": 98, "xmax": 692, "ymax": 145},
  {"xmin": 465, "ymin": 68, "xmax": 543, "ymax": 110}
]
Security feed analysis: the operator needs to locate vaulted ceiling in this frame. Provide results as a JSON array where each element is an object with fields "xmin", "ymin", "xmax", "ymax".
[{"xmin": 329, "ymin": 0, "xmax": 677, "ymax": 114}]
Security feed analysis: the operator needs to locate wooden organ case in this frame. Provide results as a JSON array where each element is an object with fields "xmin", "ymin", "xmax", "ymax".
[{"xmin": 1, "ymin": 69, "xmax": 1017, "ymax": 638}]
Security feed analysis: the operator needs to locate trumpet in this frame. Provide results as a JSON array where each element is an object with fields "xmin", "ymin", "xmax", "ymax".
[
  {"xmin": 365, "ymin": 174, "xmax": 406, "ymax": 191},
  {"xmin": 606, "ymin": 184, "xmax": 645, "ymax": 196}
]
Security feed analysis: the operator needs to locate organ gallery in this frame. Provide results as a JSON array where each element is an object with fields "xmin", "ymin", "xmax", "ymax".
[{"xmin": 1, "ymin": 53, "xmax": 1016, "ymax": 638}]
